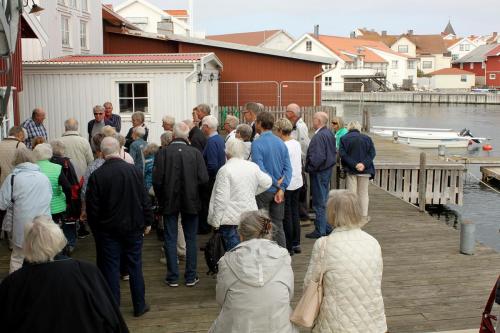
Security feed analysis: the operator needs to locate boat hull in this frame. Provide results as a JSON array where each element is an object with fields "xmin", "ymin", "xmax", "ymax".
[{"xmin": 396, "ymin": 137, "xmax": 471, "ymax": 148}]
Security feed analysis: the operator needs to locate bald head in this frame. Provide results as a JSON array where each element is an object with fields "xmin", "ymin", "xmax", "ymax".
[
  {"xmin": 32, "ymin": 108, "xmax": 46, "ymax": 125},
  {"xmin": 285, "ymin": 103, "xmax": 301, "ymax": 123},
  {"xmin": 64, "ymin": 118, "xmax": 79, "ymax": 131},
  {"xmin": 312, "ymin": 111, "xmax": 329, "ymax": 130}
]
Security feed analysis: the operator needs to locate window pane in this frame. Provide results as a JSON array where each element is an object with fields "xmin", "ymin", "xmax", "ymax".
[
  {"xmin": 119, "ymin": 83, "xmax": 133, "ymax": 98},
  {"xmin": 134, "ymin": 83, "xmax": 148, "ymax": 97},
  {"xmin": 119, "ymin": 99, "xmax": 134, "ymax": 113},
  {"xmin": 134, "ymin": 98, "xmax": 148, "ymax": 112}
]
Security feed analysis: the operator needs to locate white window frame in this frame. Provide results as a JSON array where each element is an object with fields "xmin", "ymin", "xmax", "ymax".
[
  {"xmin": 306, "ymin": 40, "xmax": 312, "ymax": 52},
  {"xmin": 117, "ymin": 82, "xmax": 150, "ymax": 114},
  {"xmin": 464, "ymin": 44, "xmax": 470, "ymax": 51},
  {"xmin": 324, "ymin": 76, "xmax": 332, "ymax": 87},
  {"xmin": 407, "ymin": 60, "xmax": 415, "ymax": 69},
  {"xmin": 470, "ymin": 63, "xmax": 474, "ymax": 69},
  {"xmin": 398, "ymin": 45, "xmax": 408, "ymax": 53},
  {"xmin": 490, "ymin": 73, "xmax": 497, "ymax": 80},
  {"xmin": 391, "ymin": 60, "xmax": 398, "ymax": 69},
  {"xmin": 61, "ymin": 16, "xmax": 71, "ymax": 48},
  {"xmin": 422, "ymin": 61, "xmax": 433, "ymax": 69},
  {"xmin": 80, "ymin": 20, "xmax": 88, "ymax": 50}
]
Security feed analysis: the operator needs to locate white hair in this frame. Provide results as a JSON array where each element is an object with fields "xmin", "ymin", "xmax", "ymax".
[
  {"xmin": 93, "ymin": 105, "xmax": 104, "ymax": 113},
  {"xmin": 33, "ymin": 143, "xmax": 53, "ymax": 161},
  {"xmin": 101, "ymin": 137, "xmax": 121, "ymax": 157},
  {"xmin": 162, "ymin": 115, "xmax": 175, "ymax": 125},
  {"xmin": 161, "ymin": 130, "xmax": 174, "ymax": 146},
  {"xmin": 64, "ymin": 118, "xmax": 79, "ymax": 131},
  {"xmin": 347, "ymin": 120, "xmax": 362, "ymax": 131},
  {"xmin": 225, "ymin": 115, "xmax": 239, "ymax": 130},
  {"xmin": 286, "ymin": 103, "xmax": 301, "ymax": 117},
  {"xmin": 225, "ymin": 138, "xmax": 246, "ymax": 159},
  {"xmin": 173, "ymin": 122, "xmax": 190, "ymax": 139},
  {"xmin": 50, "ymin": 140, "xmax": 66, "ymax": 157},
  {"xmin": 23, "ymin": 216, "xmax": 67, "ymax": 263},
  {"xmin": 315, "ymin": 111, "xmax": 329, "ymax": 126},
  {"xmin": 133, "ymin": 126, "xmax": 146, "ymax": 138},
  {"xmin": 202, "ymin": 115, "xmax": 218, "ymax": 130}
]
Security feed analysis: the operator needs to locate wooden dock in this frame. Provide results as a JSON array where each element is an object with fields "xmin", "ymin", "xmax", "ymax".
[
  {"xmin": 480, "ymin": 166, "xmax": 500, "ymax": 184},
  {"xmin": 0, "ymin": 185, "xmax": 499, "ymax": 333}
]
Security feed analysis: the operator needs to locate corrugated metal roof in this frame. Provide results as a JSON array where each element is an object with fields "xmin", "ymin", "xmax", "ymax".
[
  {"xmin": 428, "ymin": 68, "xmax": 473, "ymax": 75},
  {"xmin": 23, "ymin": 53, "xmax": 214, "ymax": 65},
  {"xmin": 453, "ymin": 44, "xmax": 498, "ymax": 63}
]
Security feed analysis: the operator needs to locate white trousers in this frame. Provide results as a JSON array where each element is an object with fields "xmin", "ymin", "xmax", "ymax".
[{"xmin": 346, "ymin": 174, "xmax": 370, "ymax": 217}]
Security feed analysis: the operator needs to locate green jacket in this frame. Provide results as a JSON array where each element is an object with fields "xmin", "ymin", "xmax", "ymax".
[
  {"xmin": 37, "ymin": 160, "xmax": 66, "ymax": 214},
  {"xmin": 335, "ymin": 127, "xmax": 348, "ymax": 149}
]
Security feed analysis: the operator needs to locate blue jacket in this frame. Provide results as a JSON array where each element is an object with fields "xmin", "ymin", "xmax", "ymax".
[
  {"xmin": 251, "ymin": 131, "xmax": 292, "ymax": 193},
  {"xmin": 339, "ymin": 129, "xmax": 376, "ymax": 178},
  {"xmin": 129, "ymin": 138, "xmax": 147, "ymax": 172},
  {"xmin": 203, "ymin": 134, "xmax": 226, "ymax": 179},
  {"xmin": 305, "ymin": 127, "xmax": 336, "ymax": 173}
]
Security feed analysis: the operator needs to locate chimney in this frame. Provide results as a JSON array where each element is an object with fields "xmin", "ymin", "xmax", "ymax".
[
  {"xmin": 157, "ymin": 17, "xmax": 174, "ymax": 35},
  {"xmin": 407, "ymin": 29, "xmax": 414, "ymax": 35},
  {"xmin": 350, "ymin": 31, "xmax": 356, "ymax": 39},
  {"xmin": 381, "ymin": 30, "xmax": 387, "ymax": 36},
  {"xmin": 314, "ymin": 25, "xmax": 319, "ymax": 38}
]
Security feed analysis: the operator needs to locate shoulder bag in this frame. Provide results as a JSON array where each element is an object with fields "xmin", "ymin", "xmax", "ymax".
[{"xmin": 290, "ymin": 237, "xmax": 327, "ymax": 328}]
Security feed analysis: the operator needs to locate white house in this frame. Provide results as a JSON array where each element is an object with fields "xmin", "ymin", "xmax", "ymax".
[
  {"xmin": 207, "ymin": 30, "xmax": 295, "ymax": 51},
  {"xmin": 447, "ymin": 37, "xmax": 482, "ymax": 61},
  {"xmin": 22, "ymin": 0, "xmax": 103, "ymax": 61},
  {"xmin": 427, "ymin": 68, "xmax": 475, "ymax": 90},
  {"xmin": 20, "ymin": 53, "xmax": 222, "ymax": 142}
]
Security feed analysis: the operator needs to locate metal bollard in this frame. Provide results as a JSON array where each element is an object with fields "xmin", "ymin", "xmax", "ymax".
[
  {"xmin": 460, "ymin": 220, "xmax": 475, "ymax": 255},
  {"xmin": 392, "ymin": 130, "xmax": 399, "ymax": 143},
  {"xmin": 438, "ymin": 144, "xmax": 446, "ymax": 157}
]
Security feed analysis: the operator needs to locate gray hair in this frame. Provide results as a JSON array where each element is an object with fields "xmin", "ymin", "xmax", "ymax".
[
  {"xmin": 244, "ymin": 102, "xmax": 264, "ymax": 115},
  {"xmin": 133, "ymin": 126, "xmax": 146, "ymax": 138},
  {"xmin": 23, "ymin": 215, "xmax": 67, "ymax": 263},
  {"xmin": 162, "ymin": 115, "xmax": 175, "ymax": 125},
  {"xmin": 235, "ymin": 124, "xmax": 252, "ymax": 142},
  {"xmin": 161, "ymin": 130, "xmax": 174, "ymax": 146},
  {"xmin": 131, "ymin": 111, "xmax": 145, "ymax": 123},
  {"xmin": 101, "ymin": 125, "xmax": 116, "ymax": 137},
  {"xmin": 196, "ymin": 103, "xmax": 211, "ymax": 115},
  {"xmin": 201, "ymin": 115, "xmax": 218, "ymax": 130},
  {"xmin": 33, "ymin": 143, "xmax": 53, "ymax": 161},
  {"xmin": 92, "ymin": 133, "xmax": 106, "ymax": 153},
  {"xmin": 314, "ymin": 111, "xmax": 329, "ymax": 126},
  {"xmin": 347, "ymin": 120, "xmax": 362, "ymax": 131},
  {"xmin": 13, "ymin": 148, "xmax": 35, "ymax": 166},
  {"xmin": 225, "ymin": 138, "xmax": 246, "ymax": 159},
  {"xmin": 327, "ymin": 190, "xmax": 363, "ymax": 229},
  {"xmin": 101, "ymin": 137, "xmax": 120, "ymax": 157},
  {"xmin": 93, "ymin": 105, "xmax": 104, "ymax": 113},
  {"xmin": 50, "ymin": 140, "xmax": 66, "ymax": 157},
  {"xmin": 286, "ymin": 103, "xmax": 301, "ymax": 117},
  {"xmin": 114, "ymin": 134, "xmax": 126, "ymax": 148},
  {"xmin": 274, "ymin": 118, "xmax": 293, "ymax": 135},
  {"xmin": 64, "ymin": 118, "xmax": 79, "ymax": 131},
  {"xmin": 144, "ymin": 143, "xmax": 159, "ymax": 158},
  {"xmin": 8, "ymin": 126, "xmax": 24, "ymax": 137},
  {"xmin": 238, "ymin": 210, "xmax": 274, "ymax": 241},
  {"xmin": 224, "ymin": 115, "xmax": 239, "ymax": 130},
  {"xmin": 173, "ymin": 122, "xmax": 189, "ymax": 139}
]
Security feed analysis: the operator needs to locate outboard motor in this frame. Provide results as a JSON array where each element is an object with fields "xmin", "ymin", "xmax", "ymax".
[{"xmin": 459, "ymin": 128, "xmax": 480, "ymax": 144}]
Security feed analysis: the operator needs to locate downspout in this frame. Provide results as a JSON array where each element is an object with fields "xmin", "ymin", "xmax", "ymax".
[
  {"xmin": 313, "ymin": 64, "xmax": 336, "ymax": 106},
  {"xmin": 184, "ymin": 63, "xmax": 199, "ymax": 114}
]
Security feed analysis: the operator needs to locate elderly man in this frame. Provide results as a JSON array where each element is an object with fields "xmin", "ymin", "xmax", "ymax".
[
  {"xmin": 193, "ymin": 104, "xmax": 211, "ymax": 127},
  {"xmin": 103, "ymin": 102, "xmax": 121, "ymax": 133},
  {"xmin": 88, "ymin": 105, "xmax": 110, "ymax": 145},
  {"xmin": 153, "ymin": 122, "xmax": 209, "ymax": 287},
  {"xmin": 305, "ymin": 112, "xmax": 337, "ymax": 239},
  {"xmin": 0, "ymin": 126, "xmax": 26, "ymax": 185},
  {"xmin": 59, "ymin": 118, "xmax": 94, "ymax": 181},
  {"xmin": 182, "ymin": 119, "xmax": 206, "ymax": 153},
  {"xmin": 251, "ymin": 111, "xmax": 292, "ymax": 248},
  {"xmin": 242, "ymin": 102, "xmax": 263, "ymax": 141},
  {"xmin": 223, "ymin": 115, "xmax": 239, "ymax": 142},
  {"xmin": 21, "ymin": 108, "xmax": 48, "ymax": 149},
  {"xmin": 162, "ymin": 116, "xmax": 175, "ymax": 132},
  {"xmin": 86, "ymin": 137, "xmax": 152, "ymax": 317}
]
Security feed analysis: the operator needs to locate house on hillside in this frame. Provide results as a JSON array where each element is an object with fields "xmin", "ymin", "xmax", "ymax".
[
  {"xmin": 287, "ymin": 32, "xmax": 417, "ymax": 92},
  {"xmin": 447, "ymin": 37, "xmax": 483, "ymax": 61},
  {"xmin": 426, "ymin": 68, "xmax": 475, "ymax": 90},
  {"xmin": 452, "ymin": 44, "xmax": 498, "ymax": 86},
  {"xmin": 485, "ymin": 45, "xmax": 500, "ymax": 88},
  {"xmin": 206, "ymin": 30, "xmax": 295, "ymax": 51}
]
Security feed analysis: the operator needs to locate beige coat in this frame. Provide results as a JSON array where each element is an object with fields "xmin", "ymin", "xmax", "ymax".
[
  {"xmin": 0, "ymin": 138, "xmax": 26, "ymax": 186},
  {"xmin": 58, "ymin": 131, "xmax": 94, "ymax": 180}
]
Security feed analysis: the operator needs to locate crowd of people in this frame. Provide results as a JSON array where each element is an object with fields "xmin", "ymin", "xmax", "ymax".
[{"xmin": 0, "ymin": 101, "xmax": 385, "ymax": 332}]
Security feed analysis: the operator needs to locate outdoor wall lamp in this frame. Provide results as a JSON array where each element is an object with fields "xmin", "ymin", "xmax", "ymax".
[
  {"xmin": 197, "ymin": 71, "xmax": 203, "ymax": 83},
  {"xmin": 209, "ymin": 73, "xmax": 215, "ymax": 82},
  {"xmin": 23, "ymin": 0, "xmax": 44, "ymax": 15}
]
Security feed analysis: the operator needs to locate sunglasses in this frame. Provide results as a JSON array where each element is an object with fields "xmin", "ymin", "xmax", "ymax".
[{"xmin": 331, "ymin": 122, "xmax": 338, "ymax": 125}]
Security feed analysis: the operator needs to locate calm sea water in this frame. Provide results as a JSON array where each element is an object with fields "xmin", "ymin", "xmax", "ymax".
[{"xmin": 324, "ymin": 101, "xmax": 500, "ymax": 252}]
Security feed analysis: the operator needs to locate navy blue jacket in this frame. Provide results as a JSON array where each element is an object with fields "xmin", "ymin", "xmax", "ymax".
[
  {"xmin": 305, "ymin": 127, "xmax": 337, "ymax": 173},
  {"xmin": 203, "ymin": 134, "xmax": 226, "ymax": 179},
  {"xmin": 339, "ymin": 129, "xmax": 376, "ymax": 178}
]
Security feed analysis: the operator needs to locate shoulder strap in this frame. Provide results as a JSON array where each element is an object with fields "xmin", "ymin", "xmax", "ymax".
[{"xmin": 10, "ymin": 174, "xmax": 15, "ymax": 204}]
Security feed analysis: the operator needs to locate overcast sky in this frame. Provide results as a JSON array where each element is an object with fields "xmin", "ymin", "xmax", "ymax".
[{"xmin": 106, "ymin": 0, "xmax": 499, "ymax": 38}]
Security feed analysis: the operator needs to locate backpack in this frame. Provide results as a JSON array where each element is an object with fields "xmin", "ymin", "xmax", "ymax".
[{"xmin": 203, "ymin": 230, "xmax": 226, "ymax": 275}]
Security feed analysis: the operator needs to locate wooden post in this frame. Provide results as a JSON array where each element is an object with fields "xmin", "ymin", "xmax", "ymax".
[
  {"xmin": 418, "ymin": 152, "xmax": 427, "ymax": 212},
  {"xmin": 362, "ymin": 107, "xmax": 371, "ymax": 133}
]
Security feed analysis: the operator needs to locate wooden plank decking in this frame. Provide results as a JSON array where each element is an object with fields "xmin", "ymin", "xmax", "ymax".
[{"xmin": 1, "ymin": 185, "xmax": 498, "ymax": 333}]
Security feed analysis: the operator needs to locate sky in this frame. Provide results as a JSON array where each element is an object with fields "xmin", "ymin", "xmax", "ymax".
[{"xmin": 106, "ymin": 0, "xmax": 500, "ymax": 38}]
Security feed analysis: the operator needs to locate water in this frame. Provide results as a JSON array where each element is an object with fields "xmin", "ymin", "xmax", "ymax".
[{"xmin": 324, "ymin": 101, "xmax": 500, "ymax": 251}]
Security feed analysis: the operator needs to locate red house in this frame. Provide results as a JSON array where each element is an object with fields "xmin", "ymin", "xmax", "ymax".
[
  {"xmin": 452, "ymin": 44, "xmax": 498, "ymax": 87},
  {"xmin": 485, "ymin": 44, "xmax": 500, "ymax": 88}
]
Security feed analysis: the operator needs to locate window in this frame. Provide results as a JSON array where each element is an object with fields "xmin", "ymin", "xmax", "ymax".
[
  {"xmin": 69, "ymin": 0, "xmax": 77, "ymax": 9},
  {"xmin": 306, "ymin": 41, "xmax": 312, "ymax": 52},
  {"xmin": 464, "ymin": 44, "xmax": 470, "ymax": 51},
  {"xmin": 324, "ymin": 77, "xmax": 332, "ymax": 86},
  {"xmin": 61, "ymin": 16, "xmax": 70, "ymax": 47},
  {"xmin": 80, "ymin": 21, "xmax": 88, "ymax": 49},
  {"xmin": 407, "ymin": 60, "xmax": 415, "ymax": 69},
  {"xmin": 81, "ymin": 0, "xmax": 88, "ymax": 11},
  {"xmin": 482, "ymin": 62, "xmax": 485, "ymax": 69},
  {"xmin": 408, "ymin": 75, "xmax": 414, "ymax": 82},
  {"xmin": 323, "ymin": 64, "xmax": 332, "ymax": 70},
  {"xmin": 461, "ymin": 75, "xmax": 467, "ymax": 82},
  {"xmin": 470, "ymin": 63, "xmax": 474, "ymax": 69},
  {"xmin": 422, "ymin": 61, "xmax": 433, "ymax": 69},
  {"xmin": 452, "ymin": 54, "xmax": 459, "ymax": 61},
  {"xmin": 391, "ymin": 60, "xmax": 398, "ymax": 69},
  {"xmin": 398, "ymin": 45, "xmax": 408, "ymax": 53},
  {"xmin": 490, "ymin": 73, "xmax": 497, "ymax": 80},
  {"xmin": 118, "ymin": 82, "xmax": 149, "ymax": 113},
  {"xmin": 459, "ymin": 44, "xmax": 464, "ymax": 51}
]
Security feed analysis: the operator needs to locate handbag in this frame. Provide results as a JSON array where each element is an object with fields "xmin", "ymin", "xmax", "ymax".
[
  {"xmin": 479, "ymin": 275, "xmax": 499, "ymax": 333},
  {"xmin": 290, "ymin": 237, "xmax": 327, "ymax": 328}
]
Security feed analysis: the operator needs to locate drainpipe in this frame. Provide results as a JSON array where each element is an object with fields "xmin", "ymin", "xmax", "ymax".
[
  {"xmin": 184, "ymin": 63, "xmax": 199, "ymax": 114},
  {"xmin": 313, "ymin": 64, "xmax": 337, "ymax": 106}
]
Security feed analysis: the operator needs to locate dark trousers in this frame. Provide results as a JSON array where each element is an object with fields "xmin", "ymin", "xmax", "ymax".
[
  {"xmin": 219, "ymin": 225, "xmax": 240, "ymax": 251},
  {"xmin": 94, "ymin": 230, "xmax": 146, "ymax": 314},
  {"xmin": 256, "ymin": 191, "xmax": 286, "ymax": 247},
  {"xmin": 310, "ymin": 168, "xmax": 333, "ymax": 236},
  {"xmin": 164, "ymin": 212, "xmax": 198, "ymax": 283},
  {"xmin": 299, "ymin": 171, "xmax": 309, "ymax": 218},
  {"xmin": 198, "ymin": 179, "xmax": 215, "ymax": 234},
  {"xmin": 284, "ymin": 189, "xmax": 301, "ymax": 252},
  {"xmin": 52, "ymin": 213, "xmax": 77, "ymax": 249}
]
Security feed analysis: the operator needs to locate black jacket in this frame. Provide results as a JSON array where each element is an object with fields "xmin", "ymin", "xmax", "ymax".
[
  {"xmin": 189, "ymin": 126, "xmax": 207, "ymax": 153},
  {"xmin": 153, "ymin": 139, "xmax": 209, "ymax": 215},
  {"xmin": 339, "ymin": 129, "xmax": 376, "ymax": 179},
  {"xmin": 305, "ymin": 127, "xmax": 337, "ymax": 173},
  {"xmin": 124, "ymin": 126, "xmax": 149, "ymax": 151},
  {"xmin": 0, "ymin": 258, "xmax": 129, "ymax": 333},
  {"xmin": 86, "ymin": 158, "xmax": 152, "ymax": 234}
]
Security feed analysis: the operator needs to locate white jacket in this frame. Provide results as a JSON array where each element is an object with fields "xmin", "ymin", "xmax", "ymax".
[
  {"xmin": 291, "ymin": 118, "xmax": 310, "ymax": 160},
  {"xmin": 208, "ymin": 158, "xmax": 272, "ymax": 228},
  {"xmin": 304, "ymin": 228, "xmax": 387, "ymax": 333},
  {"xmin": 210, "ymin": 239, "xmax": 298, "ymax": 333}
]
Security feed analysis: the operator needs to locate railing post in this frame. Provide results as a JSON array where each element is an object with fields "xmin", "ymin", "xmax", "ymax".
[
  {"xmin": 361, "ymin": 106, "xmax": 370, "ymax": 133},
  {"xmin": 418, "ymin": 152, "xmax": 427, "ymax": 212}
]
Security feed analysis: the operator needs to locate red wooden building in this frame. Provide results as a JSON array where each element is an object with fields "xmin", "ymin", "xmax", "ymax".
[
  {"xmin": 452, "ymin": 44, "xmax": 499, "ymax": 87},
  {"xmin": 485, "ymin": 45, "xmax": 500, "ymax": 88}
]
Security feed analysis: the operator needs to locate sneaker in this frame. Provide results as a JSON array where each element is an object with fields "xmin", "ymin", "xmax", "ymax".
[
  {"xmin": 121, "ymin": 274, "xmax": 130, "ymax": 281},
  {"xmin": 305, "ymin": 231, "xmax": 322, "ymax": 239},
  {"xmin": 77, "ymin": 227, "xmax": 90, "ymax": 239},
  {"xmin": 185, "ymin": 277, "xmax": 199, "ymax": 287},
  {"xmin": 134, "ymin": 304, "xmax": 150, "ymax": 317},
  {"xmin": 293, "ymin": 245, "xmax": 302, "ymax": 254},
  {"xmin": 164, "ymin": 279, "xmax": 179, "ymax": 287}
]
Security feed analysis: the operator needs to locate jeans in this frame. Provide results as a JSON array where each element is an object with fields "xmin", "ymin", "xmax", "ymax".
[
  {"xmin": 164, "ymin": 212, "xmax": 198, "ymax": 283},
  {"xmin": 255, "ymin": 191, "xmax": 286, "ymax": 247},
  {"xmin": 284, "ymin": 189, "xmax": 301, "ymax": 252},
  {"xmin": 219, "ymin": 225, "xmax": 240, "ymax": 251},
  {"xmin": 94, "ymin": 230, "xmax": 146, "ymax": 314},
  {"xmin": 61, "ymin": 221, "xmax": 77, "ymax": 248},
  {"xmin": 310, "ymin": 168, "xmax": 333, "ymax": 236}
]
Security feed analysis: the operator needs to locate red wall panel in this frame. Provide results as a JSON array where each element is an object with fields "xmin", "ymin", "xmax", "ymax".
[{"xmin": 486, "ymin": 56, "xmax": 500, "ymax": 87}]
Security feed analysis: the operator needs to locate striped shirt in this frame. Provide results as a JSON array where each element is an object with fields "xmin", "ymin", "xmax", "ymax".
[{"xmin": 21, "ymin": 118, "xmax": 48, "ymax": 149}]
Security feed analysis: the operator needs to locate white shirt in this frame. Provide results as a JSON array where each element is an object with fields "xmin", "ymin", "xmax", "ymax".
[
  {"xmin": 284, "ymin": 139, "xmax": 303, "ymax": 191},
  {"xmin": 225, "ymin": 129, "xmax": 237, "ymax": 142}
]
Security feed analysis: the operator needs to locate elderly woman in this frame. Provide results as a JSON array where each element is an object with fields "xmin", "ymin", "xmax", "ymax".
[
  {"xmin": 208, "ymin": 139, "xmax": 272, "ymax": 250},
  {"xmin": 275, "ymin": 118, "xmax": 303, "ymax": 255},
  {"xmin": 331, "ymin": 116, "xmax": 348, "ymax": 149},
  {"xmin": 304, "ymin": 190, "xmax": 386, "ymax": 332},
  {"xmin": 209, "ymin": 210, "xmax": 298, "ymax": 333},
  {"xmin": 0, "ymin": 216, "xmax": 129, "ymax": 332},
  {"xmin": 223, "ymin": 115, "xmax": 239, "ymax": 142},
  {"xmin": 0, "ymin": 148, "xmax": 51, "ymax": 272},
  {"xmin": 162, "ymin": 115, "xmax": 175, "ymax": 131},
  {"xmin": 101, "ymin": 125, "xmax": 117, "ymax": 137},
  {"xmin": 160, "ymin": 130, "xmax": 173, "ymax": 148},
  {"xmin": 129, "ymin": 126, "xmax": 147, "ymax": 172},
  {"xmin": 339, "ymin": 120, "xmax": 376, "ymax": 218},
  {"xmin": 235, "ymin": 123, "xmax": 253, "ymax": 160},
  {"xmin": 125, "ymin": 111, "xmax": 148, "ymax": 151}
]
